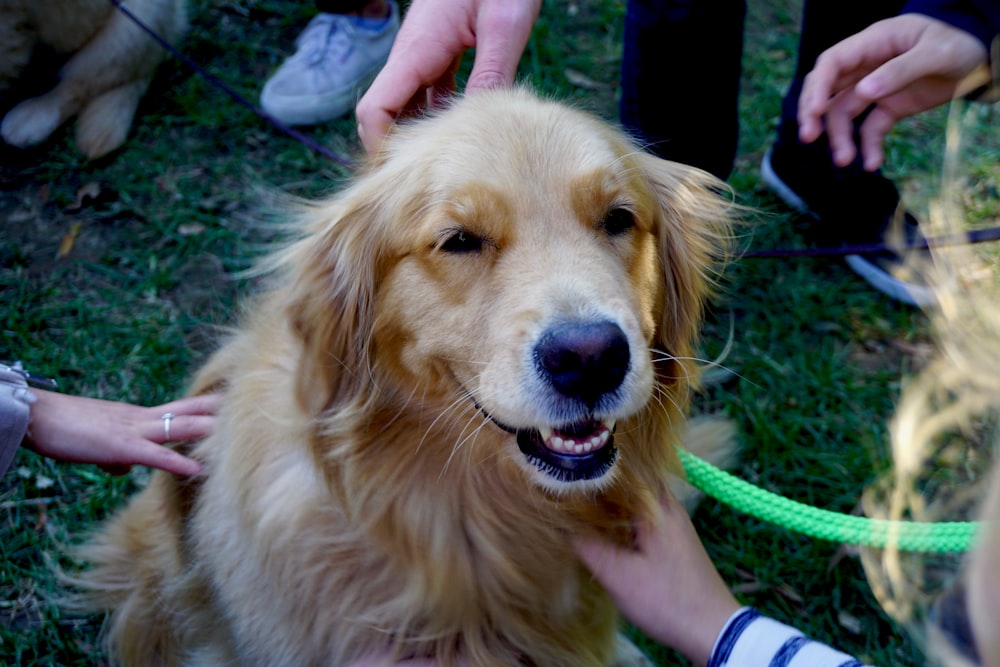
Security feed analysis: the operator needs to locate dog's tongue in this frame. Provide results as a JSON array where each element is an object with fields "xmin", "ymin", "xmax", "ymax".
[{"xmin": 538, "ymin": 419, "xmax": 614, "ymax": 455}]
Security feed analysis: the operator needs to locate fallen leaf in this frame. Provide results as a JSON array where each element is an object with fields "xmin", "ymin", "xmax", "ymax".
[
  {"xmin": 58, "ymin": 222, "xmax": 82, "ymax": 259},
  {"xmin": 889, "ymin": 338, "xmax": 935, "ymax": 359},
  {"xmin": 775, "ymin": 582, "xmax": 805, "ymax": 604},
  {"xmin": 8, "ymin": 210, "xmax": 35, "ymax": 224},
  {"xmin": 838, "ymin": 610, "xmax": 863, "ymax": 635},
  {"xmin": 731, "ymin": 582, "xmax": 765, "ymax": 594},
  {"xmin": 564, "ymin": 69, "xmax": 603, "ymax": 90},
  {"xmin": 178, "ymin": 223, "xmax": 206, "ymax": 236},
  {"xmin": 66, "ymin": 181, "xmax": 103, "ymax": 212},
  {"xmin": 34, "ymin": 505, "xmax": 48, "ymax": 533},
  {"xmin": 827, "ymin": 541, "xmax": 861, "ymax": 570}
]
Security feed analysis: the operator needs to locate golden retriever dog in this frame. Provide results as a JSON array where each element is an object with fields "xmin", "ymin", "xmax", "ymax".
[
  {"xmin": 74, "ymin": 88, "xmax": 736, "ymax": 666},
  {"xmin": 0, "ymin": 0, "xmax": 185, "ymax": 158}
]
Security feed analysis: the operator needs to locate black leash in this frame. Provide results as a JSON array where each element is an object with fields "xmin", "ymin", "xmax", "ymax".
[
  {"xmin": 108, "ymin": 0, "xmax": 1000, "ymax": 259},
  {"xmin": 743, "ymin": 225, "xmax": 1000, "ymax": 258},
  {"xmin": 107, "ymin": 0, "xmax": 356, "ymax": 169}
]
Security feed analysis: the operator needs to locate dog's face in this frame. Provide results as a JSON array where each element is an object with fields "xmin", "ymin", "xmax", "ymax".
[
  {"xmin": 376, "ymin": 132, "xmax": 667, "ymax": 493},
  {"xmin": 284, "ymin": 89, "xmax": 730, "ymax": 495}
]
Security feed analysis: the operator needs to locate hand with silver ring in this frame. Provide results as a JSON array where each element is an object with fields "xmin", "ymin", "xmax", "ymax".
[{"xmin": 22, "ymin": 392, "xmax": 221, "ymax": 476}]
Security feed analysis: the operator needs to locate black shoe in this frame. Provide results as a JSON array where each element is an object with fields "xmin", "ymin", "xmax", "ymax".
[{"xmin": 761, "ymin": 144, "xmax": 936, "ymax": 307}]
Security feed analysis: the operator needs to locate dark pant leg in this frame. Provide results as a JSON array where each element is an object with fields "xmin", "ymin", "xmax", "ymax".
[{"xmin": 620, "ymin": 0, "xmax": 746, "ymax": 180}]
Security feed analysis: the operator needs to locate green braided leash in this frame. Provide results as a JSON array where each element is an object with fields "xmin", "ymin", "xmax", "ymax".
[{"xmin": 677, "ymin": 448, "xmax": 980, "ymax": 553}]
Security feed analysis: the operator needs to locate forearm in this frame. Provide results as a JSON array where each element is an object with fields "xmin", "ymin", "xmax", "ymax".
[{"xmin": 708, "ymin": 607, "xmax": 870, "ymax": 667}]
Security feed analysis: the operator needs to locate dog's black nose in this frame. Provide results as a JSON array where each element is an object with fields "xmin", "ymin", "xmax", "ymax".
[{"xmin": 535, "ymin": 321, "xmax": 630, "ymax": 405}]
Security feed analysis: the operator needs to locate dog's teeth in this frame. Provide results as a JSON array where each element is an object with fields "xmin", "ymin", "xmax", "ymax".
[{"xmin": 540, "ymin": 421, "xmax": 615, "ymax": 454}]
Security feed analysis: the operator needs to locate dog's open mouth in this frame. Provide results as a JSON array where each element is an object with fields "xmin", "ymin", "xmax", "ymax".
[{"xmin": 515, "ymin": 418, "xmax": 618, "ymax": 482}]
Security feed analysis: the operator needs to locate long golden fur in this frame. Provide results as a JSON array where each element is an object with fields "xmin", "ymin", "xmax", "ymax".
[
  {"xmin": 75, "ymin": 88, "xmax": 736, "ymax": 666},
  {"xmin": 0, "ymin": 0, "xmax": 185, "ymax": 158}
]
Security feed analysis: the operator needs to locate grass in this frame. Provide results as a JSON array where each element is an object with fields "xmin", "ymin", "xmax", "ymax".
[{"xmin": 1, "ymin": 0, "xmax": 998, "ymax": 664}]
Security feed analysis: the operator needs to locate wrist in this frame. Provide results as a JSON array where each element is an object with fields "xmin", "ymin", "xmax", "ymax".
[
  {"xmin": 707, "ymin": 607, "xmax": 867, "ymax": 667},
  {"xmin": 963, "ymin": 48, "xmax": 998, "ymax": 103}
]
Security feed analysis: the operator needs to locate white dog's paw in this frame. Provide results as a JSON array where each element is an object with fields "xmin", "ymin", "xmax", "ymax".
[
  {"xmin": 610, "ymin": 632, "xmax": 656, "ymax": 667},
  {"xmin": 74, "ymin": 84, "xmax": 143, "ymax": 159},
  {"xmin": 1, "ymin": 97, "xmax": 64, "ymax": 148}
]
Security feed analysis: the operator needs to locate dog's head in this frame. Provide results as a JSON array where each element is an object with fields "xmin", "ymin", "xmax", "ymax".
[{"xmin": 278, "ymin": 88, "xmax": 732, "ymax": 496}]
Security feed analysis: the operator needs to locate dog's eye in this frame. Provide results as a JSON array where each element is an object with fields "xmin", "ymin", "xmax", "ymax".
[
  {"xmin": 599, "ymin": 208, "xmax": 635, "ymax": 237},
  {"xmin": 439, "ymin": 229, "xmax": 485, "ymax": 254}
]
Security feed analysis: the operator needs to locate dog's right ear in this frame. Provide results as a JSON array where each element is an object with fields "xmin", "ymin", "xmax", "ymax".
[
  {"xmin": 634, "ymin": 154, "xmax": 734, "ymax": 366},
  {"xmin": 275, "ymin": 193, "xmax": 389, "ymax": 417}
]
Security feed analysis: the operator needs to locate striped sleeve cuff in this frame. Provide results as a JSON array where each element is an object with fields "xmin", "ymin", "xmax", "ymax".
[{"xmin": 708, "ymin": 607, "xmax": 867, "ymax": 667}]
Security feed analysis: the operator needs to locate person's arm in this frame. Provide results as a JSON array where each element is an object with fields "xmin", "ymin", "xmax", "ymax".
[
  {"xmin": 574, "ymin": 493, "xmax": 870, "ymax": 667},
  {"xmin": 355, "ymin": 0, "xmax": 541, "ymax": 153},
  {"xmin": 24, "ymin": 389, "xmax": 217, "ymax": 476},
  {"xmin": 574, "ymin": 492, "xmax": 741, "ymax": 666},
  {"xmin": 798, "ymin": 13, "xmax": 990, "ymax": 171}
]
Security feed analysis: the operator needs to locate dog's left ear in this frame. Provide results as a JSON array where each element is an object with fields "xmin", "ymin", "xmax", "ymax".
[{"xmin": 635, "ymin": 154, "xmax": 733, "ymax": 365}]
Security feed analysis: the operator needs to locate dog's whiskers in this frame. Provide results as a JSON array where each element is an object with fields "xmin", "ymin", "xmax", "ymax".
[
  {"xmin": 437, "ymin": 395, "xmax": 494, "ymax": 481},
  {"xmin": 409, "ymin": 380, "xmax": 494, "ymax": 480},
  {"xmin": 650, "ymin": 381, "xmax": 684, "ymax": 417},
  {"xmin": 374, "ymin": 383, "xmax": 422, "ymax": 439},
  {"xmin": 648, "ymin": 349, "xmax": 707, "ymax": 383},
  {"xmin": 439, "ymin": 420, "xmax": 491, "ymax": 480},
  {"xmin": 416, "ymin": 389, "xmax": 475, "ymax": 456},
  {"xmin": 649, "ymin": 348, "xmax": 754, "ymax": 386}
]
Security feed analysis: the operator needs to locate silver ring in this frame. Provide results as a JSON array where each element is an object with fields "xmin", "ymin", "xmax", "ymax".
[{"xmin": 161, "ymin": 412, "xmax": 175, "ymax": 441}]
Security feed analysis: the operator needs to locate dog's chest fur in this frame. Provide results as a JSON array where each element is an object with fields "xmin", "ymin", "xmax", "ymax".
[{"xmin": 174, "ymin": 323, "xmax": 627, "ymax": 666}]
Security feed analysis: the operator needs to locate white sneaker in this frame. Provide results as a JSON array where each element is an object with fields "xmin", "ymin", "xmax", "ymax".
[{"xmin": 260, "ymin": 2, "xmax": 399, "ymax": 126}]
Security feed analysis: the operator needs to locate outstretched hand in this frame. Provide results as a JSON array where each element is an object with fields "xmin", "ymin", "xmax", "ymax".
[
  {"xmin": 798, "ymin": 14, "xmax": 989, "ymax": 171},
  {"xmin": 25, "ymin": 390, "xmax": 220, "ymax": 476}
]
